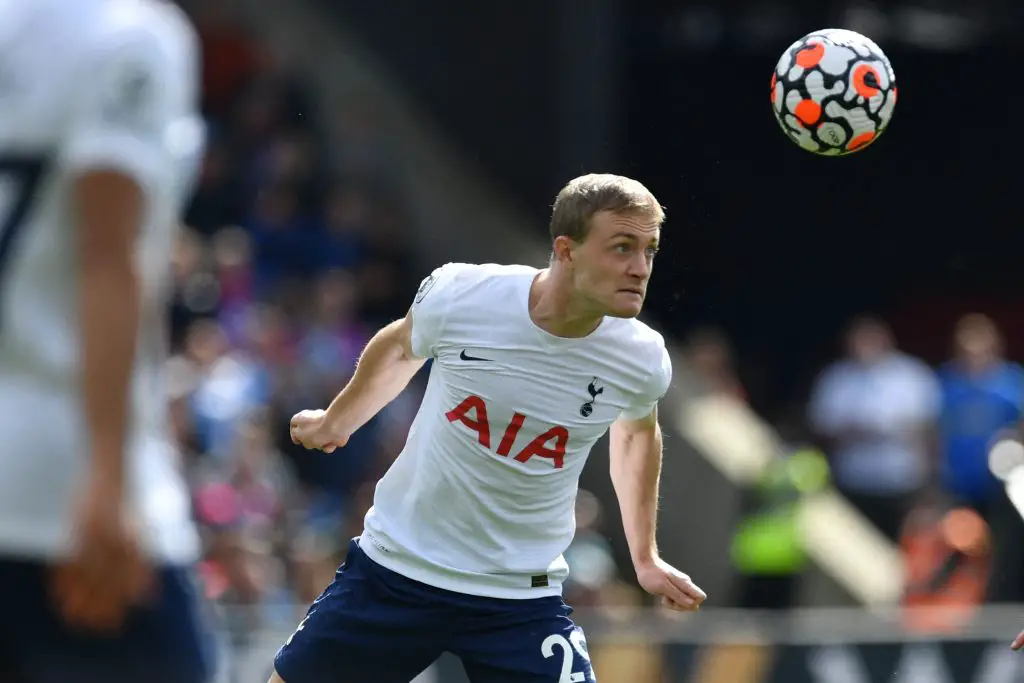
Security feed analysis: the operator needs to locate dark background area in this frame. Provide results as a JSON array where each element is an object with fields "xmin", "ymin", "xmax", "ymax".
[{"xmin": 324, "ymin": 0, "xmax": 1024, "ymax": 417}]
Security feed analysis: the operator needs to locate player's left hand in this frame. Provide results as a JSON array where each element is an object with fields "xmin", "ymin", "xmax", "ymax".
[
  {"xmin": 635, "ymin": 556, "xmax": 706, "ymax": 612},
  {"xmin": 1011, "ymin": 629, "xmax": 1024, "ymax": 651}
]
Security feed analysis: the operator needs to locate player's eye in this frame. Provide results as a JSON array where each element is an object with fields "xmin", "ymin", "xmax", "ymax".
[
  {"xmin": 613, "ymin": 243, "xmax": 631, "ymax": 253},
  {"xmin": 646, "ymin": 247, "xmax": 659, "ymax": 257}
]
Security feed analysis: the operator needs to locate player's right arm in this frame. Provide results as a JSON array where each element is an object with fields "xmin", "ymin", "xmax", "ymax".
[
  {"xmin": 291, "ymin": 312, "xmax": 426, "ymax": 452},
  {"xmin": 291, "ymin": 264, "xmax": 468, "ymax": 452}
]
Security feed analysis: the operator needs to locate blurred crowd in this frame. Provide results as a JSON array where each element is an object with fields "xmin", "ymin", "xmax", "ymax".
[
  {"xmin": 166, "ymin": 4, "xmax": 424, "ymax": 646},
  {"xmin": 807, "ymin": 312, "xmax": 1024, "ymax": 624},
  {"xmin": 687, "ymin": 311, "xmax": 1024, "ymax": 627}
]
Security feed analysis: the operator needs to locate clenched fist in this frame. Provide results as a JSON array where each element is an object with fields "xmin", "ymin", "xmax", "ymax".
[{"xmin": 290, "ymin": 409, "xmax": 349, "ymax": 454}]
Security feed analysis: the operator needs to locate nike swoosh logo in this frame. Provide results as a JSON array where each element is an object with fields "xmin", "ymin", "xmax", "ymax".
[{"xmin": 460, "ymin": 350, "xmax": 492, "ymax": 362}]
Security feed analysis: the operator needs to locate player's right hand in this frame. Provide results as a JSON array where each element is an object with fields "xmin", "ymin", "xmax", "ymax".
[
  {"xmin": 290, "ymin": 409, "xmax": 349, "ymax": 453},
  {"xmin": 51, "ymin": 476, "xmax": 153, "ymax": 633},
  {"xmin": 1011, "ymin": 629, "xmax": 1024, "ymax": 651}
]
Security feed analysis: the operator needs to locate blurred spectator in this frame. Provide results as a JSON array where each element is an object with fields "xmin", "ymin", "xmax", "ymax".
[
  {"xmin": 245, "ymin": 182, "xmax": 322, "ymax": 291},
  {"xmin": 331, "ymin": 96, "xmax": 399, "ymax": 184},
  {"xmin": 192, "ymin": 409, "xmax": 301, "ymax": 605},
  {"xmin": 188, "ymin": 0, "xmax": 265, "ymax": 117},
  {"xmin": 563, "ymin": 490, "xmax": 620, "ymax": 609},
  {"xmin": 191, "ymin": 408, "xmax": 302, "ymax": 679},
  {"xmin": 729, "ymin": 444, "xmax": 829, "ymax": 610},
  {"xmin": 900, "ymin": 492, "xmax": 991, "ymax": 634},
  {"xmin": 936, "ymin": 314, "xmax": 1024, "ymax": 603},
  {"xmin": 358, "ymin": 257, "xmax": 411, "ymax": 328},
  {"xmin": 808, "ymin": 317, "xmax": 941, "ymax": 540},
  {"xmin": 185, "ymin": 139, "xmax": 244, "ymax": 236},
  {"xmin": 211, "ymin": 226, "xmax": 258, "ymax": 340},
  {"xmin": 937, "ymin": 314, "xmax": 1024, "ymax": 512},
  {"xmin": 684, "ymin": 326, "xmax": 747, "ymax": 401},
  {"xmin": 320, "ymin": 183, "xmax": 370, "ymax": 271},
  {"xmin": 184, "ymin": 318, "xmax": 272, "ymax": 462},
  {"xmin": 169, "ymin": 227, "xmax": 220, "ymax": 349}
]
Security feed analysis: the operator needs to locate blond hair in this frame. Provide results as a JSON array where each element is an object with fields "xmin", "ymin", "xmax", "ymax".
[{"xmin": 548, "ymin": 174, "xmax": 664, "ymax": 243}]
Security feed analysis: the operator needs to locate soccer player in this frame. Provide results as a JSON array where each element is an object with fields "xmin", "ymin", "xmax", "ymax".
[
  {"xmin": 0, "ymin": 1, "xmax": 214, "ymax": 682},
  {"xmin": 273, "ymin": 173, "xmax": 707, "ymax": 683}
]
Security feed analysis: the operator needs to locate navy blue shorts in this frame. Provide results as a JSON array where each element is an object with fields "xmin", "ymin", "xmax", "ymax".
[
  {"xmin": 0, "ymin": 558, "xmax": 216, "ymax": 683},
  {"xmin": 274, "ymin": 539, "xmax": 595, "ymax": 683}
]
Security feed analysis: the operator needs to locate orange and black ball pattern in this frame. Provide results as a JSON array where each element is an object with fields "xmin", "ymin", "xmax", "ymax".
[{"xmin": 771, "ymin": 29, "xmax": 896, "ymax": 155}]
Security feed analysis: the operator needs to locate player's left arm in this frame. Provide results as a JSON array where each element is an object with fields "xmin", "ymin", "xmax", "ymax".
[
  {"xmin": 609, "ymin": 407, "xmax": 664, "ymax": 570},
  {"xmin": 609, "ymin": 343, "xmax": 706, "ymax": 612}
]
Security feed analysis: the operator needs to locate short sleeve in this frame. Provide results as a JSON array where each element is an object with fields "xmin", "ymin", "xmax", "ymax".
[
  {"xmin": 409, "ymin": 263, "xmax": 473, "ymax": 358},
  {"xmin": 620, "ymin": 342, "xmax": 673, "ymax": 420},
  {"xmin": 61, "ymin": 20, "xmax": 192, "ymax": 192}
]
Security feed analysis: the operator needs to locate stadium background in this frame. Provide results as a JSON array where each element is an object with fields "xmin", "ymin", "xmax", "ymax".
[{"xmin": 167, "ymin": 1, "xmax": 1024, "ymax": 680}]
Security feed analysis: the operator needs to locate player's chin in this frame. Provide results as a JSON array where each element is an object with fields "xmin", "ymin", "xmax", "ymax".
[{"xmin": 606, "ymin": 291, "xmax": 645, "ymax": 318}]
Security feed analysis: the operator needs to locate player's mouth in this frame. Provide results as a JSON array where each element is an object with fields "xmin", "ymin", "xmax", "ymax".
[{"xmin": 618, "ymin": 288, "xmax": 645, "ymax": 298}]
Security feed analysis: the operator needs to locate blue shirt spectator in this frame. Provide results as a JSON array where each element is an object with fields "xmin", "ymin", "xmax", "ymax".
[{"xmin": 939, "ymin": 314, "xmax": 1024, "ymax": 506}]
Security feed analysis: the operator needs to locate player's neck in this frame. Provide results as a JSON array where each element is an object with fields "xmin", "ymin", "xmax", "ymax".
[{"xmin": 529, "ymin": 269, "xmax": 604, "ymax": 339}]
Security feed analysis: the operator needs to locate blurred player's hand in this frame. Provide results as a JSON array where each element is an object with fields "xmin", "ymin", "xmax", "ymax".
[
  {"xmin": 635, "ymin": 557, "xmax": 706, "ymax": 612},
  {"xmin": 52, "ymin": 476, "xmax": 153, "ymax": 633},
  {"xmin": 291, "ymin": 409, "xmax": 349, "ymax": 453},
  {"xmin": 1012, "ymin": 629, "xmax": 1024, "ymax": 651}
]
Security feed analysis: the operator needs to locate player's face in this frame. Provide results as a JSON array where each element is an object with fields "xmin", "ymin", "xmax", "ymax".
[{"xmin": 575, "ymin": 210, "xmax": 660, "ymax": 318}]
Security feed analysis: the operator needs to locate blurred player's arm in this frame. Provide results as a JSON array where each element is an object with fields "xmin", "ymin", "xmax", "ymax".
[
  {"xmin": 76, "ymin": 171, "xmax": 143, "ymax": 494},
  {"xmin": 67, "ymin": 17, "xmax": 189, "ymax": 499},
  {"xmin": 54, "ymin": 19, "xmax": 195, "ymax": 632}
]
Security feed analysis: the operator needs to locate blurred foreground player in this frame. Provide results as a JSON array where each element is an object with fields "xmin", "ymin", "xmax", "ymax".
[
  {"xmin": 274, "ymin": 174, "xmax": 707, "ymax": 683},
  {"xmin": 0, "ymin": 1, "xmax": 214, "ymax": 681}
]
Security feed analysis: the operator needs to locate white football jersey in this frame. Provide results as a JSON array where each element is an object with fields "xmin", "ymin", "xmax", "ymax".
[
  {"xmin": 0, "ymin": 0, "xmax": 205, "ymax": 563},
  {"xmin": 360, "ymin": 263, "xmax": 672, "ymax": 599}
]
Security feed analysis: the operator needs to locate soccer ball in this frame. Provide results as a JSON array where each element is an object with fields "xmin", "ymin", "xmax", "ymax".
[{"xmin": 771, "ymin": 28, "xmax": 896, "ymax": 155}]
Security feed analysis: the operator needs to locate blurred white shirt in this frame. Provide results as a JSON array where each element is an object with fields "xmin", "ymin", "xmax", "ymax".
[
  {"xmin": 809, "ymin": 352, "xmax": 941, "ymax": 494},
  {"xmin": 0, "ymin": 0, "xmax": 205, "ymax": 564}
]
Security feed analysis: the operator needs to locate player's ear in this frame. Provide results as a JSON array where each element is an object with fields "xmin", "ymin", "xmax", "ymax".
[{"xmin": 552, "ymin": 235, "xmax": 575, "ymax": 263}]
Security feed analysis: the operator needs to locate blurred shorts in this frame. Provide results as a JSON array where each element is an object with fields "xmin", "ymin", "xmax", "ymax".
[
  {"xmin": 274, "ymin": 538, "xmax": 595, "ymax": 683},
  {"xmin": 0, "ymin": 558, "xmax": 217, "ymax": 683}
]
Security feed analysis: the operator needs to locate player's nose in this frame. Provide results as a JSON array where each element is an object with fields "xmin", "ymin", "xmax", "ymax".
[{"xmin": 626, "ymin": 252, "xmax": 651, "ymax": 279}]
